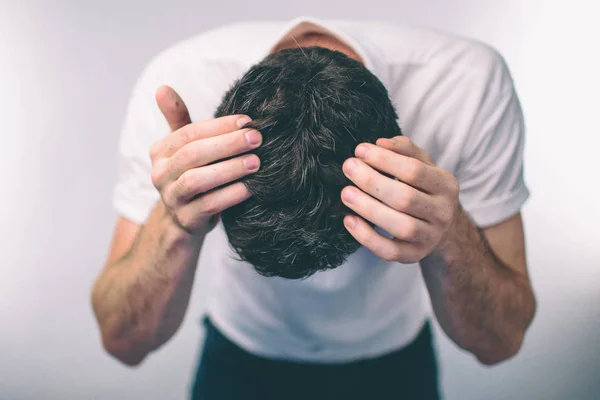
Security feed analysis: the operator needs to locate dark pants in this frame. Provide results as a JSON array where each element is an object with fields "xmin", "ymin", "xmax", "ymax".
[{"xmin": 191, "ymin": 317, "xmax": 440, "ymax": 400}]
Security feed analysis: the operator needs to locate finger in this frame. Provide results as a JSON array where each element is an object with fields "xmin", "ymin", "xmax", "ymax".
[
  {"xmin": 352, "ymin": 142, "xmax": 446, "ymax": 194},
  {"xmin": 170, "ymin": 153, "xmax": 260, "ymax": 204},
  {"xmin": 343, "ymin": 215, "xmax": 422, "ymax": 263},
  {"xmin": 176, "ymin": 181, "xmax": 252, "ymax": 229},
  {"xmin": 342, "ymin": 158, "xmax": 439, "ymax": 222},
  {"xmin": 341, "ymin": 185, "xmax": 434, "ymax": 244},
  {"xmin": 376, "ymin": 136, "xmax": 434, "ymax": 166},
  {"xmin": 155, "ymin": 85, "xmax": 192, "ymax": 132},
  {"xmin": 154, "ymin": 114, "xmax": 253, "ymax": 159},
  {"xmin": 166, "ymin": 127, "xmax": 262, "ymax": 181}
]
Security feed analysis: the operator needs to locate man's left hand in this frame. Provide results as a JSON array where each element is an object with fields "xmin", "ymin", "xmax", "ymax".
[{"xmin": 341, "ymin": 136, "xmax": 461, "ymax": 263}]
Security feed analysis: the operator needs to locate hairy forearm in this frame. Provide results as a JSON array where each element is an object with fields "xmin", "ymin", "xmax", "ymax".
[
  {"xmin": 91, "ymin": 202, "xmax": 205, "ymax": 365},
  {"xmin": 420, "ymin": 208, "xmax": 536, "ymax": 365}
]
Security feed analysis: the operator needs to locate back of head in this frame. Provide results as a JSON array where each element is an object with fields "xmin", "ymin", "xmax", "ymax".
[{"xmin": 215, "ymin": 46, "xmax": 402, "ymax": 279}]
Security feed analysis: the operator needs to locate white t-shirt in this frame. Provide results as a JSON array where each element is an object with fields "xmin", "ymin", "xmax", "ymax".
[{"xmin": 114, "ymin": 16, "xmax": 529, "ymax": 363}]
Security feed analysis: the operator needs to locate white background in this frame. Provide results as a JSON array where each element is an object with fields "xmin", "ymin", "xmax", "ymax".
[{"xmin": 1, "ymin": 0, "xmax": 599, "ymax": 399}]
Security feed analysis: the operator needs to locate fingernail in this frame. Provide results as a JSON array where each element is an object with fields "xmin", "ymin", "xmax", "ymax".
[
  {"xmin": 345, "ymin": 216, "xmax": 356, "ymax": 229},
  {"xmin": 243, "ymin": 155, "xmax": 259, "ymax": 170},
  {"xmin": 343, "ymin": 187, "xmax": 357, "ymax": 203},
  {"xmin": 245, "ymin": 130, "xmax": 262, "ymax": 145},
  {"xmin": 355, "ymin": 144, "xmax": 369, "ymax": 158},
  {"xmin": 237, "ymin": 116, "xmax": 252, "ymax": 129}
]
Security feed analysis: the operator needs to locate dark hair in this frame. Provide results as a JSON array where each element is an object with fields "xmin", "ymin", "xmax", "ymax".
[{"xmin": 215, "ymin": 46, "xmax": 401, "ymax": 279}]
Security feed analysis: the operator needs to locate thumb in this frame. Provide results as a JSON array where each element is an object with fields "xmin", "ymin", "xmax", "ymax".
[{"xmin": 155, "ymin": 85, "xmax": 191, "ymax": 132}]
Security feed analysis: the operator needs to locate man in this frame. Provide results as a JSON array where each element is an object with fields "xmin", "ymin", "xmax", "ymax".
[{"xmin": 91, "ymin": 16, "xmax": 536, "ymax": 399}]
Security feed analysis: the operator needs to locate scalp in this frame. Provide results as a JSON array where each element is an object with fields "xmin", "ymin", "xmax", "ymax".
[{"xmin": 215, "ymin": 47, "xmax": 402, "ymax": 279}]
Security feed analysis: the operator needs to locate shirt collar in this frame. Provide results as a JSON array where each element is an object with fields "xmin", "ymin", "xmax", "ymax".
[{"xmin": 256, "ymin": 16, "xmax": 391, "ymax": 90}]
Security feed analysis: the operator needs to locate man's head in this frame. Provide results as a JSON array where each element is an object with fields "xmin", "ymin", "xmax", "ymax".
[{"xmin": 215, "ymin": 46, "xmax": 401, "ymax": 279}]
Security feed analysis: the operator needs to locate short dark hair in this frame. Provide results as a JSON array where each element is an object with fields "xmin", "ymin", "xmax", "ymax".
[{"xmin": 215, "ymin": 46, "xmax": 402, "ymax": 279}]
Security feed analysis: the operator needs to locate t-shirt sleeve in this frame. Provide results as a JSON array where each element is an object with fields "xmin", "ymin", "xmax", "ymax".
[
  {"xmin": 456, "ymin": 55, "xmax": 530, "ymax": 228},
  {"xmin": 112, "ymin": 58, "xmax": 171, "ymax": 225}
]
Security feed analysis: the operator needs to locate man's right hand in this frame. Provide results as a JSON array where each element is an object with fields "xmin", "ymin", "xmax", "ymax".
[{"xmin": 151, "ymin": 85, "xmax": 262, "ymax": 236}]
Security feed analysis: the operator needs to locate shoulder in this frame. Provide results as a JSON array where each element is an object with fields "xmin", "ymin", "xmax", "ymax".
[
  {"xmin": 352, "ymin": 22, "xmax": 520, "ymax": 173},
  {"xmin": 354, "ymin": 20, "xmax": 513, "ymax": 92},
  {"xmin": 143, "ymin": 21, "xmax": 284, "ymax": 73},
  {"xmin": 127, "ymin": 21, "xmax": 288, "ymax": 121}
]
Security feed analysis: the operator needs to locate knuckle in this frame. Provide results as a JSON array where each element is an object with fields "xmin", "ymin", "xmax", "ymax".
[
  {"xmin": 380, "ymin": 250, "xmax": 396, "ymax": 262},
  {"xmin": 440, "ymin": 204, "xmax": 455, "ymax": 225},
  {"xmin": 151, "ymin": 169, "xmax": 161, "ymax": 187},
  {"xmin": 436, "ymin": 212, "xmax": 450, "ymax": 227},
  {"xmin": 175, "ymin": 210, "xmax": 192, "ymax": 230},
  {"xmin": 151, "ymin": 162, "xmax": 167, "ymax": 188},
  {"xmin": 161, "ymin": 188, "xmax": 177, "ymax": 209},
  {"xmin": 377, "ymin": 152, "xmax": 392, "ymax": 168},
  {"xmin": 363, "ymin": 174, "xmax": 375, "ymax": 191},
  {"xmin": 397, "ymin": 190, "xmax": 417, "ymax": 210},
  {"xmin": 198, "ymin": 197, "xmax": 220, "ymax": 215},
  {"xmin": 149, "ymin": 142, "xmax": 162, "ymax": 160},
  {"xmin": 177, "ymin": 143, "xmax": 193, "ymax": 162},
  {"xmin": 178, "ymin": 170, "xmax": 196, "ymax": 193},
  {"xmin": 421, "ymin": 231, "xmax": 434, "ymax": 246},
  {"xmin": 405, "ymin": 160, "xmax": 424, "ymax": 182},
  {"xmin": 448, "ymin": 174, "xmax": 460, "ymax": 195},
  {"xmin": 384, "ymin": 247, "xmax": 402, "ymax": 262},
  {"xmin": 402, "ymin": 219, "xmax": 418, "ymax": 240},
  {"xmin": 178, "ymin": 125, "xmax": 193, "ymax": 144},
  {"xmin": 175, "ymin": 145, "xmax": 198, "ymax": 169}
]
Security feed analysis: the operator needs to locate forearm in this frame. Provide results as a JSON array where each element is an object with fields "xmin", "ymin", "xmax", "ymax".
[
  {"xmin": 420, "ymin": 208, "xmax": 536, "ymax": 365},
  {"xmin": 91, "ymin": 201, "xmax": 205, "ymax": 365}
]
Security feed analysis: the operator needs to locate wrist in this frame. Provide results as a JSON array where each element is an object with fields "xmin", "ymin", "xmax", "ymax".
[
  {"xmin": 428, "ymin": 206, "xmax": 479, "ymax": 266},
  {"xmin": 154, "ymin": 201, "xmax": 206, "ymax": 248}
]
